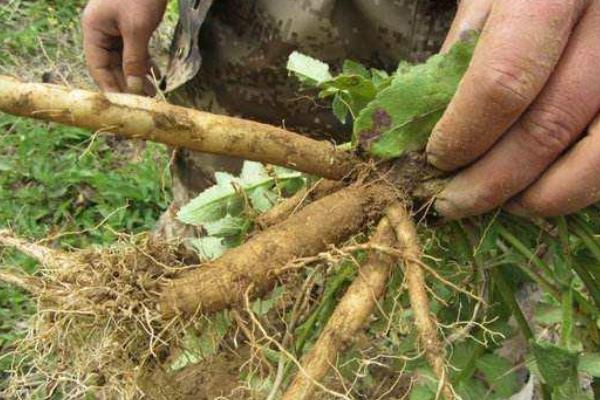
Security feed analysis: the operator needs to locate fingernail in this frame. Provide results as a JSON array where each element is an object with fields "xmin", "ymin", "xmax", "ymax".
[
  {"xmin": 126, "ymin": 76, "xmax": 144, "ymax": 95},
  {"xmin": 434, "ymin": 196, "xmax": 465, "ymax": 220},
  {"xmin": 427, "ymin": 150, "xmax": 457, "ymax": 172},
  {"xmin": 433, "ymin": 175, "xmax": 482, "ymax": 220},
  {"xmin": 433, "ymin": 184, "xmax": 469, "ymax": 220},
  {"xmin": 425, "ymin": 128, "xmax": 453, "ymax": 171},
  {"xmin": 426, "ymin": 152, "xmax": 442, "ymax": 169}
]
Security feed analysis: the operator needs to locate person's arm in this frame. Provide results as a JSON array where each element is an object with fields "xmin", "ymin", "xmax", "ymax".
[
  {"xmin": 82, "ymin": 0, "xmax": 166, "ymax": 94},
  {"xmin": 429, "ymin": 0, "xmax": 600, "ymax": 218}
]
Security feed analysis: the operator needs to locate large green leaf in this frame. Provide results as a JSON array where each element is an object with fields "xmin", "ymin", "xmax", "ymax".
[
  {"xmin": 188, "ymin": 236, "xmax": 228, "ymax": 262},
  {"xmin": 475, "ymin": 354, "xmax": 520, "ymax": 398},
  {"xmin": 578, "ymin": 353, "xmax": 600, "ymax": 377},
  {"xmin": 353, "ymin": 34, "xmax": 477, "ymax": 159},
  {"xmin": 177, "ymin": 161, "xmax": 303, "ymax": 226},
  {"xmin": 531, "ymin": 340, "xmax": 580, "ymax": 387},
  {"xmin": 170, "ymin": 312, "xmax": 232, "ymax": 371}
]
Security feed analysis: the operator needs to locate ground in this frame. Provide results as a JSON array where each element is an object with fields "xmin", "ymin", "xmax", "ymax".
[{"xmin": 0, "ymin": 0, "xmax": 177, "ymax": 387}]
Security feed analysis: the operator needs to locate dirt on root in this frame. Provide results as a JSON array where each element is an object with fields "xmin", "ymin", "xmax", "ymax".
[
  {"xmin": 142, "ymin": 347, "xmax": 250, "ymax": 400},
  {"xmin": 0, "ymin": 235, "xmax": 192, "ymax": 399}
]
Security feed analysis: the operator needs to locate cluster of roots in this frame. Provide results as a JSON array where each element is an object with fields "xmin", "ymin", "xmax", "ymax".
[
  {"xmin": 0, "ymin": 232, "xmax": 190, "ymax": 399},
  {"xmin": 0, "ymin": 172, "xmax": 452, "ymax": 400},
  {"xmin": 0, "ymin": 76, "xmax": 465, "ymax": 399}
]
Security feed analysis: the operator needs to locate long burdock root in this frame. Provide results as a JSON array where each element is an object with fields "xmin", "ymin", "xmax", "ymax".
[
  {"xmin": 256, "ymin": 179, "xmax": 344, "ymax": 229},
  {"xmin": 282, "ymin": 216, "xmax": 397, "ymax": 400},
  {"xmin": 160, "ymin": 183, "xmax": 397, "ymax": 317},
  {"xmin": 386, "ymin": 204, "xmax": 453, "ymax": 399},
  {"xmin": 0, "ymin": 75, "xmax": 357, "ymax": 180},
  {"xmin": 0, "ymin": 229, "xmax": 74, "ymax": 269}
]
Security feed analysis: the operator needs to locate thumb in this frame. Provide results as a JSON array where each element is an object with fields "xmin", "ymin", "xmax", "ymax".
[{"xmin": 122, "ymin": 33, "xmax": 151, "ymax": 94}]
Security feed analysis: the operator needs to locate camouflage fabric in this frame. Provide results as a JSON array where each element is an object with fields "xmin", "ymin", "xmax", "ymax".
[{"xmin": 165, "ymin": 0, "xmax": 456, "ymax": 206}]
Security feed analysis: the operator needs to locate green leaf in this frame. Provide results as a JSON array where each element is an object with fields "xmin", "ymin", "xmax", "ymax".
[
  {"xmin": 552, "ymin": 376, "xmax": 591, "ymax": 400},
  {"xmin": 249, "ymin": 186, "xmax": 278, "ymax": 213},
  {"xmin": 251, "ymin": 286, "xmax": 285, "ymax": 316},
  {"xmin": 456, "ymin": 379, "xmax": 488, "ymax": 400},
  {"xmin": 579, "ymin": 353, "xmax": 600, "ymax": 377},
  {"xmin": 332, "ymin": 94, "xmax": 350, "ymax": 124},
  {"xmin": 353, "ymin": 33, "xmax": 477, "ymax": 159},
  {"xmin": 370, "ymin": 68, "xmax": 392, "ymax": 90},
  {"xmin": 170, "ymin": 312, "xmax": 231, "ymax": 371},
  {"xmin": 321, "ymin": 75, "xmax": 377, "ymax": 118},
  {"xmin": 176, "ymin": 179, "xmax": 235, "ymax": 225},
  {"xmin": 287, "ymin": 51, "xmax": 333, "ymax": 86},
  {"xmin": 342, "ymin": 59, "xmax": 370, "ymax": 78},
  {"xmin": 188, "ymin": 236, "xmax": 227, "ymax": 261},
  {"xmin": 535, "ymin": 303, "xmax": 563, "ymax": 325},
  {"xmin": 409, "ymin": 384, "xmax": 435, "ymax": 400},
  {"xmin": 475, "ymin": 353, "xmax": 520, "ymax": 398},
  {"xmin": 177, "ymin": 161, "xmax": 303, "ymax": 225},
  {"xmin": 203, "ymin": 215, "xmax": 248, "ymax": 237},
  {"xmin": 531, "ymin": 340, "xmax": 580, "ymax": 387}
]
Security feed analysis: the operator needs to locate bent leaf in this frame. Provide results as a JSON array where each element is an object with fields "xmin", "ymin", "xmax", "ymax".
[
  {"xmin": 353, "ymin": 34, "xmax": 477, "ymax": 160},
  {"xmin": 287, "ymin": 51, "xmax": 332, "ymax": 86},
  {"xmin": 531, "ymin": 340, "xmax": 579, "ymax": 387},
  {"xmin": 177, "ymin": 161, "xmax": 303, "ymax": 226}
]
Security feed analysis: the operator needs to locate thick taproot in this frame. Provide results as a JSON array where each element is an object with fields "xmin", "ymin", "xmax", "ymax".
[
  {"xmin": 0, "ymin": 76, "xmax": 356, "ymax": 179},
  {"xmin": 386, "ymin": 204, "xmax": 452, "ymax": 399},
  {"xmin": 159, "ymin": 184, "xmax": 395, "ymax": 317},
  {"xmin": 282, "ymin": 216, "xmax": 397, "ymax": 400}
]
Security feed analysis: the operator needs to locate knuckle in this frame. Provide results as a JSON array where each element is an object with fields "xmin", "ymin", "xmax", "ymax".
[
  {"xmin": 477, "ymin": 63, "xmax": 533, "ymax": 112},
  {"xmin": 122, "ymin": 57, "xmax": 149, "ymax": 74},
  {"xmin": 549, "ymin": 0, "xmax": 588, "ymax": 18},
  {"xmin": 519, "ymin": 102, "xmax": 579, "ymax": 157},
  {"xmin": 122, "ymin": 19, "xmax": 152, "ymax": 37},
  {"xmin": 518, "ymin": 196, "xmax": 555, "ymax": 218},
  {"xmin": 81, "ymin": 8, "xmax": 96, "ymax": 28}
]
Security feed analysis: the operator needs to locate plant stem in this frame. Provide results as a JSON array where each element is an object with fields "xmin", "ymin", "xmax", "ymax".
[
  {"xmin": 570, "ymin": 216, "xmax": 600, "ymax": 279},
  {"xmin": 497, "ymin": 225, "xmax": 561, "ymax": 300},
  {"xmin": 490, "ymin": 267, "xmax": 533, "ymax": 341},
  {"xmin": 556, "ymin": 217, "xmax": 600, "ymax": 310},
  {"xmin": 490, "ymin": 267, "xmax": 552, "ymax": 400}
]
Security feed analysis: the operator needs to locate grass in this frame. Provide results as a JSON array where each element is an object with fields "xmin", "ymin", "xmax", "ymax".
[
  {"xmin": 0, "ymin": 115, "xmax": 172, "ymax": 378},
  {"xmin": 0, "ymin": 0, "xmax": 88, "ymax": 85},
  {"xmin": 0, "ymin": 0, "xmax": 173, "ymax": 385}
]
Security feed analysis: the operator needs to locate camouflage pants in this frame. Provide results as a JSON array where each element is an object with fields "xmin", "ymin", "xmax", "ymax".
[{"xmin": 155, "ymin": 0, "xmax": 455, "ymax": 239}]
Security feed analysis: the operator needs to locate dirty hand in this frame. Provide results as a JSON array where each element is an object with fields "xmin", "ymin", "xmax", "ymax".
[
  {"xmin": 429, "ymin": 0, "xmax": 600, "ymax": 219},
  {"xmin": 82, "ymin": 0, "xmax": 166, "ymax": 94}
]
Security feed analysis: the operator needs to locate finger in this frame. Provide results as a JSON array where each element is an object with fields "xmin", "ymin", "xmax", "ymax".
[
  {"xmin": 508, "ymin": 115, "xmax": 600, "ymax": 217},
  {"xmin": 435, "ymin": 2, "xmax": 600, "ymax": 219},
  {"xmin": 427, "ymin": 0, "xmax": 589, "ymax": 171},
  {"xmin": 121, "ymin": 28, "xmax": 152, "ymax": 94},
  {"xmin": 440, "ymin": 0, "xmax": 493, "ymax": 53},
  {"xmin": 83, "ymin": 27, "xmax": 124, "ymax": 92}
]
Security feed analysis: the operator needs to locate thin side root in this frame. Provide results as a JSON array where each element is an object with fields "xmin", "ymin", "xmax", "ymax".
[
  {"xmin": 282, "ymin": 217, "xmax": 397, "ymax": 400},
  {"xmin": 0, "ymin": 268, "xmax": 43, "ymax": 294},
  {"xmin": 0, "ymin": 230, "xmax": 71, "ymax": 268},
  {"xmin": 386, "ymin": 203, "xmax": 453, "ymax": 400}
]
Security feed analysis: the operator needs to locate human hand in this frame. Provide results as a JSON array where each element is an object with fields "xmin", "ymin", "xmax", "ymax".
[
  {"xmin": 428, "ymin": 0, "xmax": 600, "ymax": 219},
  {"xmin": 82, "ymin": 0, "xmax": 166, "ymax": 94}
]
